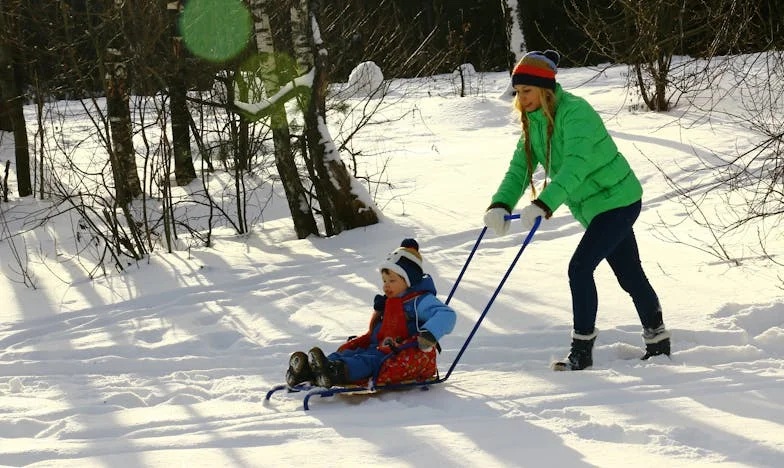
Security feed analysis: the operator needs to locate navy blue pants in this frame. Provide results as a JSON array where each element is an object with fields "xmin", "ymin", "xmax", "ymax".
[
  {"xmin": 328, "ymin": 347, "xmax": 387, "ymax": 382},
  {"xmin": 568, "ymin": 200, "xmax": 661, "ymax": 334}
]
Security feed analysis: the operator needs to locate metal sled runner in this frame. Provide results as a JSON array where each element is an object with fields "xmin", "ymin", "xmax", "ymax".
[{"xmin": 265, "ymin": 215, "xmax": 540, "ymax": 410}]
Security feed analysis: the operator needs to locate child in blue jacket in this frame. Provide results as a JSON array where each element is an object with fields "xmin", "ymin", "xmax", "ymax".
[{"xmin": 286, "ymin": 239, "xmax": 457, "ymax": 388}]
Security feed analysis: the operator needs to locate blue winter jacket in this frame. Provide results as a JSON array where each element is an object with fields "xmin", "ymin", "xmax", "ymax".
[{"xmin": 368, "ymin": 274, "xmax": 456, "ymax": 347}]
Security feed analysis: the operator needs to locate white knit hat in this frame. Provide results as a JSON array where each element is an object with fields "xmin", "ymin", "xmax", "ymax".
[{"xmin": 380, "ymin": 238, "xmax": 423, "ymax": 287}]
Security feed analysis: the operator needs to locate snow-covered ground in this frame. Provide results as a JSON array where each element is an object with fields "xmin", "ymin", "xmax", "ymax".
[{"xmin": 1, "ymin": 59, "xmax": 783, "ymax": 467}]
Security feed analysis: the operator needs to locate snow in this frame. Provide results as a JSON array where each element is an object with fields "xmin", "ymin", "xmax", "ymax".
[
  {"xmin": 234, "ymin": 68, "xmax": 315, "ymax": 115},
  {"xmin": 1, "ymin": 58, "xmax": 784, "ymax": 467},
  {"xmin": 344, "ymin": 61, "xmax": 385, "ymax": 98}
]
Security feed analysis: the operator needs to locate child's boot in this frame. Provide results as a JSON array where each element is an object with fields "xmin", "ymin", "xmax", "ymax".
[
  {"xmin": 285, "ymin": 351, "xmax": 312, "ymax": 387},
  {"xmin": 553, "ymin": 330, "xmax": 597, "ymax": 371},
  {"xmin": 641, "ymin": 325, "xmax": 671, "ymax": 360},
  {"xmin": 315, "ymin": 360, "xmax": 348, "ymax": 388},
  {"xmin": 308, "ymin": 347, "xmax": 348, "ymax": 388}
]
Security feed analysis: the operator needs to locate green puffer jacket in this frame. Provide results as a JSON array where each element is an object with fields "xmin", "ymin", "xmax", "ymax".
[{"xmin": 491, "ymin": 84, "xmax": 643, "ymax": 227}]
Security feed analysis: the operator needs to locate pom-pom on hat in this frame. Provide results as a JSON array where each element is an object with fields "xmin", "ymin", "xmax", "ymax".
[
  {"xmin": 511, "ymin": 50, "xmax": 560, "ymax": 90},
  {"xmin": 381, "ymin": 238, "xmax": 424, "ymax": 287}
]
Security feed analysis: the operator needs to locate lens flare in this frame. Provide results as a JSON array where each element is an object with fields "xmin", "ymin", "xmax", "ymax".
[{"xmin": 180, "ymin": 0, "xmax": 252, "ymax": 63}]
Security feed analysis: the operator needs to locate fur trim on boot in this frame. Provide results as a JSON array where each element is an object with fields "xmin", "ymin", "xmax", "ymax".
[
  {"xmin": 641, "ymin": 325, "xmax": 671, "ymax": 360},
  {"xmin": 553, "ymin": 330, "xmax": 597, "ymax": 371}
]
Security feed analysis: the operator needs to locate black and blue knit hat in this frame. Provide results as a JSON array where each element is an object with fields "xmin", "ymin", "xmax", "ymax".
[{"xmin": 381, "ymin": 238, "xmax": 424, "ymax": 287}]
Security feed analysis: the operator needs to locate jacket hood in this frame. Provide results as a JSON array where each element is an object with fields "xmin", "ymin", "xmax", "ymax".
[{"xmin": 405, "ymin": 274, "xmax": 437, "ymax": 296}]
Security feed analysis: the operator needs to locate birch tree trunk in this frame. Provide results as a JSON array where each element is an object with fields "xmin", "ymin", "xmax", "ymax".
[
  {"xmin": 505, "ymin": 0, "xmax": 525, "ymax": 65},
  {"xmin": 251, "ymin": 0, "xmax": 318, "ymax": 239},
  {"xmin": 168, "ymin": 0, "xmax": 196, "ymax": 186},
  {"xmin": 104, "ymin": 1, "xmax": 141, "ymax": 205},
  {"xmin": 288, "ymin": 0, "xmax": 335, "ymax": 234},
  {"xmin": 288, "ymin": 0, "xmax": 311, "ymax": 72},
  {"xmin": 105, "ymin": 45, "xmax": 142, "ymax": 205},
  {"xmin": 301, "ymin": 0, "xmax": 378, "ymax": 235}
]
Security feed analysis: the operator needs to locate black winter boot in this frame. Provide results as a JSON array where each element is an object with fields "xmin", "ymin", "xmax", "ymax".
[
  {"xmin": 553, "ymin": 330, "xmax": 597, "ymax": 371},
  {"xmin": 308, "ymin": 347, "xmax": 348, "ymax": 388},
  {"xmin": 316, "ymin": 360, "xmax": 348, "ymax": 388},
  {"xmin": 285, "ymin": 351, "xmax": 313, "ymax": 387},
  {"xmin": 641, "ymin": 325, "xmax": 671, "ymax": 360}
]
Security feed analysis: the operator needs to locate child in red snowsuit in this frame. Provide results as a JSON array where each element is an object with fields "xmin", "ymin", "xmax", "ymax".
[{"xmin": 286, "ymin": 239, "xmax": 457, "ymax": 388}]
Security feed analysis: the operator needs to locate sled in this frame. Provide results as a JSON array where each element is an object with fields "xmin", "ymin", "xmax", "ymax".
[
  {"xmin": 265, "ymin": 215, "xmax": 540, "ymax": 410},
  {"xmin": 265, "ymin": 371, "xmax": 441, "ymax": 410}
]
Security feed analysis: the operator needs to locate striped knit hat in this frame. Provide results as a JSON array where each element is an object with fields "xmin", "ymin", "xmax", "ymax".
[
  {"xmin": 381, "ymin": 238, "xmax": 423, "ymax": 287},
  {"xmin": 511, "ymin": 50, "xmax": 560, "ymax": 90}
]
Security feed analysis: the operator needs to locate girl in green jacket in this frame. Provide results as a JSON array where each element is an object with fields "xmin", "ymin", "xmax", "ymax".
[{"xmin": 483, "ymin": 50, "xmax": 670, "ymax": 370}]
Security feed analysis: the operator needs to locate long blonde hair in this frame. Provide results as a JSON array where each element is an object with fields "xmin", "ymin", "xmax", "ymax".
[{"xmin": 514, "ymin": 87, "xmax": 557, "ymax": 199}]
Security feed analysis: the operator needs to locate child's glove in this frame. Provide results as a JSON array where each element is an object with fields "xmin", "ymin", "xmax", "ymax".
[
  {"xmin": 483, "ymin": 207, "xmax": 511, "ymax": 236},
  {"xmin": 373, "ymin": 294, "xmax": 387, "ymax": 312},
  {"xmin": 378, "ymin": 336, "xmax": 399, "ymax": 354},
  {"xmin": 417, "ymin": 330, "xmax": 437, "ymax": 352}
]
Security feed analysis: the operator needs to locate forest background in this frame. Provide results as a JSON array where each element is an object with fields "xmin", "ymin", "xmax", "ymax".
[{"xmin": 0, "ymin": 0, "xmax": 782, "ymax": 293}]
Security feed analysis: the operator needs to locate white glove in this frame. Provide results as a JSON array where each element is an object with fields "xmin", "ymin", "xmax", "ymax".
[
  {"xmin": 519, "ymin": 203, "xmax": 547, "ymax": 231},
  {"xmin": 483, "ymin": 208, "xmax": 510, "ymax": 236}
]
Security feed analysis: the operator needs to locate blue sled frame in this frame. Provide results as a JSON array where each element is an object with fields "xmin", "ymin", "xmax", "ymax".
[
  {"xmin": 265, "ymin": 377, "xmax": 438, "ymax": 411},
  {"xmin": 265, "ymin": 215, "xmax": 540, "ymax": 410}
]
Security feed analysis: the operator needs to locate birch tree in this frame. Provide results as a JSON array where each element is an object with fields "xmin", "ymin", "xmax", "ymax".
[
  {"xmin": 505, "ymin": 0, "xmax": 525, "ymax": 66},
  {"xmin": 251, "ymin": 0, "xmax": 318, "ymax": 239},
  {"xmin": 299, "ymin": 0, "xmax": 379, "ymax": 234},
  {"xmin": 240, "ymin": 0, "xmax": 378, "ymax": 236},
  {"xmin": 105, "ymin": 0, "xmax": 142, "ymax": 205}
]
